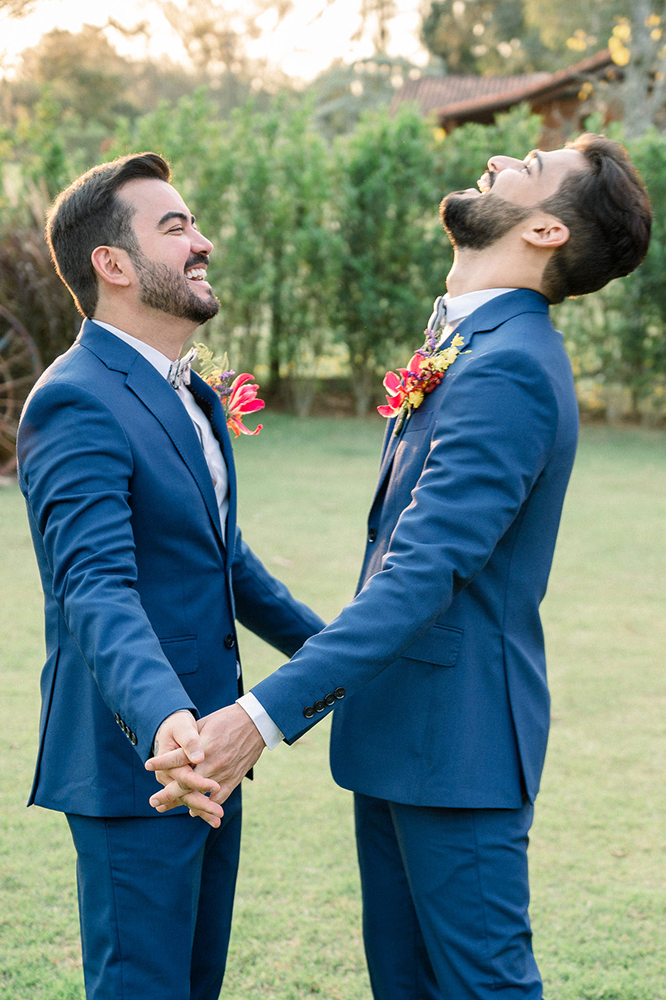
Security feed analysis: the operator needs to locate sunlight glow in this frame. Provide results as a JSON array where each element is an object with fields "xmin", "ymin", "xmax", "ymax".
[{"xmin": 0, "ymin": 0, "xmax": 430, "ymax": 81}]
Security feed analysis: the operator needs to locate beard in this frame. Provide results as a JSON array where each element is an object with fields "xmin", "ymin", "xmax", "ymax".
[
  {"xmin": 130, "ymin": 250, "xmax": 220, "ymax": 324},
  {"xmin": 440, "ymin": 191, "xmax": 531, "ymax": 251}
]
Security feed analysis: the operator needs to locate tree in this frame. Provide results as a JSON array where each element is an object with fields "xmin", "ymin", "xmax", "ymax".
[
  {"xmin": 308, "ymin": 54, "xmax": 423, "ymax": 140},
  {"xmin": 0, "ymin": 0, "xmax": 36, "ymax": 13},
  {"xmin": 111, "ymin": 92, "xmax": 336, "ymax": 409},
  {"xmin": 554, "ymin": 123, "xmax": 666, "ymax": 421},
  {"xmin": 0, "ymin": 94, "xmax": 79, "ymax": 368},
  {"xmin": 354, "ymin": 0, "xmax": 398, "ymax": 55},
  {"xmin": 606, "ymin": 1, "xmax": 666, "ymax": 137},
  {"xmin": 330, "ymin": 105, "xmax": 450, "ymax": 415},
  {"xmin": 521, "ymin": 0, "xmax": 623, "ymax": 56},
  {"xmin": 158, "ymin": 0, "xmax": 294, "ymax": 99},
  {"xmin": 422, "ymin": 0, "xmax": 550, "ymax": 74}
]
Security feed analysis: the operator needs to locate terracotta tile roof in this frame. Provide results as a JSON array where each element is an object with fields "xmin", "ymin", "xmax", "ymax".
[
  {"xmin": 391, "ymin": 72, "xmax": 550, "ymax": 116},
  {"xmin": 392, "ymin": 49, "xmax": 614, "ymax": 121}
]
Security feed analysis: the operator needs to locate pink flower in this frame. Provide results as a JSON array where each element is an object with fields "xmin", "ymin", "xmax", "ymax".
[
  {"xmin": 225, "ymin": 373, "xmax": 265, "ymax": 437},
  {"xmin": 377, "ymin": 355, "xmax": 423, "ymax": 418}
]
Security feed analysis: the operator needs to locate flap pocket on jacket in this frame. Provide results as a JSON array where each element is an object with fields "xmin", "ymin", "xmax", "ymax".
[
  {"xmin": 159, "ymin": 636, "xmax": 199, "ymax": 675},
  {"xmin": 401, "ymin": 624, "xmax": 463, "ymax": 667},
  {"xmin": 403, "ymin": 409, "xmax": 434, "ymax": 434}
]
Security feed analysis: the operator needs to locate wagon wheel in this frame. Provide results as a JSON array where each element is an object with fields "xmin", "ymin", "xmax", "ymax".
[{"xmin": 0, "ymin": 305, "xmax": 43, "ymax": 476}]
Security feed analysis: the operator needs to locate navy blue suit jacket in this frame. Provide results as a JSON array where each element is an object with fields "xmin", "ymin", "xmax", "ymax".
[
  {"xmin": 18, "ymin": 320, "xmax": 324, "ymax": 817},
  {"xmin": 252, "ymin": 290, "xmax": 579, "ymax": 808}
]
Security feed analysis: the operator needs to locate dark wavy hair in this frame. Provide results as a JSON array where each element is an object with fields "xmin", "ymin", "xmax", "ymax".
[
  {"xmin": 46, "ymin": 152, "xmax": 170, "ymax": 317},
  {"xmin": 540, "ymin": 134, "xmax": 652, "ymax": 304}
]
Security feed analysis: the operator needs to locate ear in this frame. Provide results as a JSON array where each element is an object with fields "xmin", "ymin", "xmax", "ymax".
[
  {"xmin": 90, "ymin": 245, "xmax": 133, "ymax": 288},
  {"xmin": 521, "ymin": 214, "xmax": 570, "ymax": 250}
]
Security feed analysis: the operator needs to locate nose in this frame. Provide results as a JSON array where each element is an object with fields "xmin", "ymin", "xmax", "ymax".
[
  {"xmin": 192, "ymin": 229, "xmax": 214, "ymax": 256},
  {"xmin": 487, "ymin": 155, "xmax": 524, "ymax": 174}
]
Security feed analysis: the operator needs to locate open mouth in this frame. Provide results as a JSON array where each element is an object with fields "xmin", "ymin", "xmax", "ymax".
[
  {"xmin": 477, "ymin": 171, "xmax": 493, "ymax": 194},
  {"xmin": 185, "ymin": 266, "xmax": 208, "ymax": 282}
]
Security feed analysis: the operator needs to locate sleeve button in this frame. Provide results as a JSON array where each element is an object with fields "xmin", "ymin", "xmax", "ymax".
[
  {"xmin": 324, "ymin": 693, "xmax": 336, "ymax": 707},
  {"xmin": 334, "ymin": 687, "xmax": 346, "ymax": 700},
  {"xmin": 114, "ymin": 713, "xmax": 121, "ymax": 724},
  {"xmin": 303, "ymin": 706, "xmax": 315, "ymax": 719},
  {"xmin": 314, "ymin": 700, "xmax": 326, "ymax": 713},
  {"xmin": 130, "ymin": 733, "xmax": 137, "ymax": 746},
  {"xmin": 224, "ymin": 633, "xmax": 236, "ymax": 649}
]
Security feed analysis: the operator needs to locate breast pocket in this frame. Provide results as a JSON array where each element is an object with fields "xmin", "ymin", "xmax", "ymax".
[
  {"xmin": 401, "ymin": 623, "xmax": 463, "ymax": 667},
  {"xmin": 159, "ymin": 636, "xmax": 199, "ymax": 675},
  {"xmin": 403, "ymin": 409, "xmax": 435, "ymax": 435}
]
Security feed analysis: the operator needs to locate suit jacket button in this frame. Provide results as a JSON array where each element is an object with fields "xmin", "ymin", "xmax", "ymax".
[
  {"xmin": 303, "ymin": 706, "xmax": 315, "ymax": 719},
  {"xmin": 368, "ymin": 528, "xmax": 377, "ymax": 543},
  {"xmin": 334, "ymin": 687, "xmax": 346, "ymax": 700},
  {"xmin": 314, "ymin": 700, "xmax": 326, "ymax": 713},
  {"xmin": 130, "ymin": 733, "xmax": 137, "ymax": 746},
  {"xmin": 224, "ymin": 633, "xmax": 236, "ymax": 649},
  {"xmin": 324, "ymin": 693, "xmax": 336, "ymax": 707}
]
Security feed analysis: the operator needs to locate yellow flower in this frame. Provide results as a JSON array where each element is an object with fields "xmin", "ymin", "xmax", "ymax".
[{"xmin": 407, "ymin": 389, "xmax": 425, "ymax": 407}]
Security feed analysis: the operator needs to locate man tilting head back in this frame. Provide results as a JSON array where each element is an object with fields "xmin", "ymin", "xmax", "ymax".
[{"xmin": 150, "ymin": 134, "xmax": 651, "ymax": 1000}]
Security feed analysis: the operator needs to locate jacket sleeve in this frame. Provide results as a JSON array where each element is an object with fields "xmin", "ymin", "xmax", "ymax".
[
  {"xmin": 250, "ymin": 348, "xmax": 560, "ymax": 741},
  {"xmin": 18, "ymin": 380, "xmax": 197, "ymax": 762},
  {"xmin": 231, "ymin": 527, "xmax": 326, "ymax": 657}
]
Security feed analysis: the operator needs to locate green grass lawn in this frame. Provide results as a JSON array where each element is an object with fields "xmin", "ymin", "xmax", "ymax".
[{"xmin": 1, "ymin": 417, "xmax": 665, "ymax": 1000}]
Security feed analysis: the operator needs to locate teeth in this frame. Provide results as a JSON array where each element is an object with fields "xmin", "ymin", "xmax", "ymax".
[
  {"xmin": 185, "ymin": 267, "xmax": 206, "ymax": 280},
  {"xmin": 477, "ymin": 172, "xmax": 491, "ymax": 194}
]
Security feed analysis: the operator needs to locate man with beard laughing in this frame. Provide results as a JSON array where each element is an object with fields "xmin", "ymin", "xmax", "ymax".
[
  {"xmin": 16, "ymin": 152, "xmax": 325, "ymax": 1000},
  {"xmin": 149, "ymin": 135, "xmax": 651, "ymax": 1000}
]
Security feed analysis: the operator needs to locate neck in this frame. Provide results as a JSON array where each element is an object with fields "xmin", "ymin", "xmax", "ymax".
[
  {"xmin": 445, "ymin": 244, "xmax": 543, "ymax": 299},
  {"xmin": 93, "ymin": 302, "xmax": 198, "ymax": 361}
]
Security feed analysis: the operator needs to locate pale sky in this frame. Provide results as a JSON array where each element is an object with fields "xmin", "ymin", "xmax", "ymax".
[{"xmin": 0, "ymin": 0, "xmax": 431, "ymax": 81}]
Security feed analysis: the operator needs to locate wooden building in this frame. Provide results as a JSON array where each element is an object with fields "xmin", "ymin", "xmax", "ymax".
[{"xmin": 391, "ymin": 50, "xmax": 621, "ymax": 150}]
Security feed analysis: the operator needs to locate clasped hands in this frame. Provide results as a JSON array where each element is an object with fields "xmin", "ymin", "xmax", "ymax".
[{"xmin": 145, "ymin": 705, "xmax": 266, "ymax": 828}]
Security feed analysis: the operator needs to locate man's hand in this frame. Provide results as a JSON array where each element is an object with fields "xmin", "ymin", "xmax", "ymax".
[
  {"xmin": 148, "ymin": 710, "xmax": 222, "ymax": 824},
  {"xmin": 146, "ymin": 704, "xmax": 266, "ymax": 824}
]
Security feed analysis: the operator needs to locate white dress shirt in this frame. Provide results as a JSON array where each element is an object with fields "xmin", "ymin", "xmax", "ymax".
[
  {"xmin": 95, "ymin": 322, "xmax": 229, "ymax": 533},
  {"xmin": 441, "ymin": 287, "xmax": 517, "ymax": 335}
]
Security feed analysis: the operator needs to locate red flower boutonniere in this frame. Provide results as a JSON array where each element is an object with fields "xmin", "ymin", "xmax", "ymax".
[
  {"xmin": 378, "ymin": 328, "xmax": 468, "ymax": 434},
  {"xmin": 194, "ymin": 343, "xmax": 265, "ymax": 437}
]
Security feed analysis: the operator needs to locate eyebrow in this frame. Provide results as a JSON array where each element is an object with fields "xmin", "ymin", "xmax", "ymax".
[{"xmin": 157, "ymin": 210, "xmax": 196, "ymax": 228}]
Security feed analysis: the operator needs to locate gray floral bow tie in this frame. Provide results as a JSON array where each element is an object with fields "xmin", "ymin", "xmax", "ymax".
[
  {"xmin": 427, "ymin": 295, "xmax": 447, "ymax": 337},
  {"xmin": 168, "ymin": 346, "xmax": 198, "ymax": 389}
]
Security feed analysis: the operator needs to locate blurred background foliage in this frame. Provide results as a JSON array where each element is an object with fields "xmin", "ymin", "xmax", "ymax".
[{"xmin": 0, "ymin": 0, "xmax": 665, "ymax": 423}]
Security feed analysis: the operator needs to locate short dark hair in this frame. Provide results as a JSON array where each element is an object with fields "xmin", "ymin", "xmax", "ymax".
[
  {"xmin": 45, "ymin": 152, "xmax": 171, "ymax": 317},
  {"xmin": 540, "ymin": 134, "xmax": 652, "ymax": 304}
]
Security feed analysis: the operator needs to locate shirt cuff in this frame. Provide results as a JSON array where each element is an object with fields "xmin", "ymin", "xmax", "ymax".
[{"xmin": 236, "ymin": 692, "xmax": 284, "ymax": 750}]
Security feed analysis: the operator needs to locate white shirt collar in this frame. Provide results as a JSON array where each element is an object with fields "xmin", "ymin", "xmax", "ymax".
[
  {"xmin": 93, "ymin": 320, "xmax": 173, "ymax": 380},
  {"xmin": 444, "ymin": 288, "xmax": 518, "ymax": 328}
]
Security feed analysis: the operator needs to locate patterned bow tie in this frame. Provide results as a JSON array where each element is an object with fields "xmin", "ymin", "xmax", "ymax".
[
  {"xmin": 168, "ymin": 346, "xmax": 198, "ymax": 389},
  {"xmin": 427, "ymin": 295, "xmax": 448, "ymax": 339}
]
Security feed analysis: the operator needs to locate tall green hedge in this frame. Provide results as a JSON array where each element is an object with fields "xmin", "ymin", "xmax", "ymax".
[{"xmin": 1, "ymin": 94, "xmax": 664, "ymax": 421}]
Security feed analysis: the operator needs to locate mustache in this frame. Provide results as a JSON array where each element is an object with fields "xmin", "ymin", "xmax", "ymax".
[{"xmin": 184, "ymin": 252, "xmax": 209, "ymax": 271}]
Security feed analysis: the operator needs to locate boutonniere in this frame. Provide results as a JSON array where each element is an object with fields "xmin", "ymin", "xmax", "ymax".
[
  {"xmin": 378, "ymin": 329, "xmax": 468, "ymax": 435},
  {"xmin": 194, "ymin": 343, "xmax": 265, "ymax": 438}
]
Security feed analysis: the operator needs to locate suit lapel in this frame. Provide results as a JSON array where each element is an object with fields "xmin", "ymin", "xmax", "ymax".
[
  {"xmin": 188, "ymin": 372, "xmax": 238, "ymax": 569},
  {"xmin": 79, "ymin": 321, "xmax": 227, "ymax": 552},
  {"xmin": 369, "ymin": 290, "xmax": 549, "ymax": 510}
]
